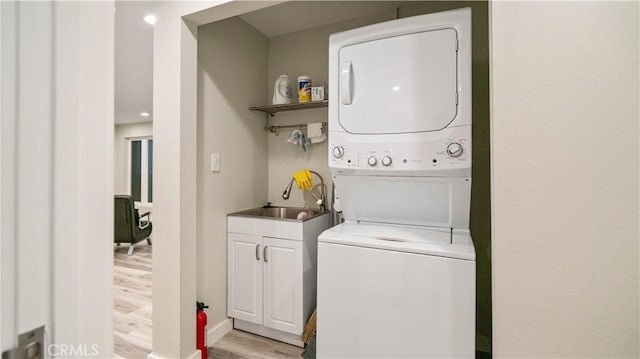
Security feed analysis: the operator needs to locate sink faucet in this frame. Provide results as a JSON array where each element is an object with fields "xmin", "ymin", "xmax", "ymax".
[
  {"xmin": 282, "ymin": 178, "xmax": 295, "ymax": 200},
  {"xmin": 281, "ymin": 170, "xmax": 326, "ymax": 212}
]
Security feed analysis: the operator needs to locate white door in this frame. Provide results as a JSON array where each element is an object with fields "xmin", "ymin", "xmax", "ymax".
[
  {"xmin": 338, "ymin": 28, "xmax": 458, "ymax": 134},
  {"xmin": 227, "ymin": 233, "xmax": 263, "ymax": 324},
  {"xmin": 262, "ymin": 237, "xmax": 303, "ymax": 335},
  {"xmin": 1, "ymin": 2, "xmax": 114, "ymax": 358}
]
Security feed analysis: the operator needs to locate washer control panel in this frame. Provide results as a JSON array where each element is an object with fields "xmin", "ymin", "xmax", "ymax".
[{"xmin": 329, "ymin": 131, "xmax": 470, "ymax": 172}]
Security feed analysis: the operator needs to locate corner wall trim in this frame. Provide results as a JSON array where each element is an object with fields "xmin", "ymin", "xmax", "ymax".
[{"xmin": 207, "ymin": 318, "xmax": 234, "ymax": 347}]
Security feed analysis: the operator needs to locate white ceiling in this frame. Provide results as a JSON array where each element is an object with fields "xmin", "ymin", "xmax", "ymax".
[
  {"xmin": 113, "ymin": 1, "xmax": 413, "ymax": 125},
  {"xmin": 240, "ymin": 1, "xmax": 398, "ymax": 38},
  {"xmin": 115, "ymin": 1, "xmax": 154, "ymax": 125}
]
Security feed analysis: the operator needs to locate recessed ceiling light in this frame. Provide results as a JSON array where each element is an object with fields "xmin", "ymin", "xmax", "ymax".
[
  {"xmin": 143, "ymin": 15, "xmax": 156, "ymax": 25},
  {"xmin": 140, "ymin": 112, "xmax": 150, "ymax": 117}
]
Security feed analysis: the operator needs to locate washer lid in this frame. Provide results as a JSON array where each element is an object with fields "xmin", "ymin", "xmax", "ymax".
[{"xmin": 319, "ymin": 222, "xmax": 475, "ymax": 261}]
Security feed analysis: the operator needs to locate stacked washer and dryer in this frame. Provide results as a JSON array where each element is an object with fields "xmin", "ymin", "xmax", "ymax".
[{"xmin": 317, "ymin": 8, "xmax": 476, "ymax": 358}]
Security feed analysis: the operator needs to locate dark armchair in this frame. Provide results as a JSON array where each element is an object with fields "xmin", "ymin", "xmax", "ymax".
[{"xmin": 115, "ymin": 195, "xmax": 152, "ymax": 255}]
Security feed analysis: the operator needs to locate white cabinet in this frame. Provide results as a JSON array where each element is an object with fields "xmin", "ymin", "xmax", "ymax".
[
  {"xmin": 227, "ymin": 233, "xmax": 262, "ymax": 324},
  {"xmin": 227, "ymin": 212, "xmax": 329, "ymax": 347},
  {"xmin": 263, "ymin": 237, "xmax": 303, "ymax": 334}
]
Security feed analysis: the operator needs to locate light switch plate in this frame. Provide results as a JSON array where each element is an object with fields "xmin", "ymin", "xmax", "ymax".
[{"xmin": 211, "ymin": 153, "xmax": 220, "ymax": 172}]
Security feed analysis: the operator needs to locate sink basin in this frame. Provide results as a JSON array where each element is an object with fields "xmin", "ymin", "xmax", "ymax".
[{"xmin": 229, "ymin": 206, "xmax": 326, "ymax": 221}]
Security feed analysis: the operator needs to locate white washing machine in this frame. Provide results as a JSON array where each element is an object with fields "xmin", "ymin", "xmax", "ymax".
[{"xmin": 318, "ymin": 8, "xmax": 475, "ymax": 358}]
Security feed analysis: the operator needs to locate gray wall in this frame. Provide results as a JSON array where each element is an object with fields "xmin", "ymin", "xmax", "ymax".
[{"xmin": 197, "ymin": 17, "xmax": 269, "ymax": 326}]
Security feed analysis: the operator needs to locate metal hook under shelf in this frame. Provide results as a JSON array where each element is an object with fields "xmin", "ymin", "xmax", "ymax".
[{"xmin": 250, "ymin": 100, "xmax": 329, "ymax": 136}]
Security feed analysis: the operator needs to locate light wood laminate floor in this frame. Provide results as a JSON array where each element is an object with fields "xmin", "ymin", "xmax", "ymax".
[
  {"xmin": 114, "ymin": 243, "xmax": 302, "ymax": 359},
  {"xmin": 209, "ymin": 330, "xmax": 302, "ymax": 359},
  {"xmin": 114, "ymin": 243, "xmax": 153, "ymax": 359}
]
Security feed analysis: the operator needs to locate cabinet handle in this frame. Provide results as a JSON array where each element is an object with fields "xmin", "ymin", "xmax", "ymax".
[
  {"xmin": 263, "ymin": 246, "xmax": 269, "ymax": 262},
  {"xmin": 255, "ymin": 244, "xmax": 261, "ymax": 260}
]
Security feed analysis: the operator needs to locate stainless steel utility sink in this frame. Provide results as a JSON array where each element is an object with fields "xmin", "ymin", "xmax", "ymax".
[{"xmin": 228, "ymin": 206, "xmax": 326, "ymax": 221}]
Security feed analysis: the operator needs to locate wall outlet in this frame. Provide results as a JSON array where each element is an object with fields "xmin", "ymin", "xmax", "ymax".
[{"xmin": 211, "ymin": 153, "xmax": 220, "ymax": 172}]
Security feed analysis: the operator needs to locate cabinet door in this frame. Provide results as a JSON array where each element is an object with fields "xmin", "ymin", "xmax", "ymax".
[
  {"xmin": 262, "ymin": 237, "xmax": 303, "ymax": 334},
  {"xmin": 227, "ymin": 232, "xmax": 262, "ymax": 324}
]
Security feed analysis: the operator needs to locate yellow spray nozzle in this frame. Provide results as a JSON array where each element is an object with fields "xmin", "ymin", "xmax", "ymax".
[{"xmin": 293, "ymin": 169, "xmax": 313, "ymax": 191}]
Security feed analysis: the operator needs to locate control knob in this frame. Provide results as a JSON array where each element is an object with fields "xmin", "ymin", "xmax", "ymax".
[
  {"xmin": 332, "ymin": 146, "xmax": 345, "ymax": 158},
  {"xmin": 446, "ymin": 142, "xmax": 464, "ymax": 158},
  {"xmin": 367, "ymin": 156, "xmax": 378, "ymax": 166},
  {"xmin": 381, "ymin": 156, "xmax": 392, "ymax": 166}
]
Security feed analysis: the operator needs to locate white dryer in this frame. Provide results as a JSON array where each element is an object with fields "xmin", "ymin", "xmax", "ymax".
[{"xmin": 318, "ymin": 8, "xmax": 475, "ymax": 358}]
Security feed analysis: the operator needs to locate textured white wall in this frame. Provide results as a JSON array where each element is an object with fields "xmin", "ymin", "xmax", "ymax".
[
  {"xmin": 490, "ymin": 2, "xmax": 639, "ymax": 357},
  {"xmin": 114, "ymin": 122, "xmax": 153, "ymax": 194}
]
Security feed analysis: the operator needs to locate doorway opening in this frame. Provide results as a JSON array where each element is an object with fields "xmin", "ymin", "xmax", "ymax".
[{"xmin": 113, "ymin": 1, "xmax": 155, "ymax": 357}]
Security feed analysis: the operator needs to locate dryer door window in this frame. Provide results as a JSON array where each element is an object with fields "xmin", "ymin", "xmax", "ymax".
[{"xmin": 338, "ymin": 28, "xmax": 458, "ymax": 134}]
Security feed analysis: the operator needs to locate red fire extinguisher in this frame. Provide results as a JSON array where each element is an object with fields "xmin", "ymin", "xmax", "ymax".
[{"xmin": 197, "ymin": 301, "xmax": 208, "ymax": 359}]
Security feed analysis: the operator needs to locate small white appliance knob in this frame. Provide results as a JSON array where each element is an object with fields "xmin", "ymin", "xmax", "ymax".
[
  {"xmin": 332, "ymin": 146, "xmax": 345, "ymax": 158},
  {"xmin": 382, "ymin": 156, "xmax": 392, "ymax": 166},
  {"xmin": 447, "ymin": 142, "xmax": 464, "ymax": 157},
  {"xmin": 368, "ymin": 156, "xmax": 378, "ymax": 166}
]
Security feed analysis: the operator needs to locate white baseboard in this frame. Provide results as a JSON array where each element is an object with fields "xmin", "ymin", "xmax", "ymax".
[
  {"xmin": 207, "ymin": 318, "xmax": 233, "ymax": 347},
  {"xmin": 147, "ymin": 349, "xmax": 201, "ymax": 359}
]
